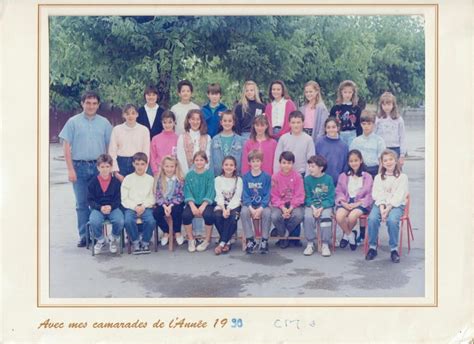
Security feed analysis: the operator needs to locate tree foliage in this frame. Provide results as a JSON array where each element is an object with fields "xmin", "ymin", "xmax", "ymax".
[{"xmin": 49, "ymin": 15, "xmax": 424, "ymax": 112}]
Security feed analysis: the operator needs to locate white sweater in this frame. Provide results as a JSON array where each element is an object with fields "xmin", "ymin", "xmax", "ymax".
[
  {"xmin": 170, "ymin": 102, "xmax": 200, "ymax": 135},
  {"xmin": 121, "ymin": 173, "xmax": 155, "ymax": 209},
  {"xmin": 214, "ymin": 176, "xmax": 243, "ymax": 210},
  {"xmin": 372, "ymin": 173, "xmax": 408, "ymax": 208}
]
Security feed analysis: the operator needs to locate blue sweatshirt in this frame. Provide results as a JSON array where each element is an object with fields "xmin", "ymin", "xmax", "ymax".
[
  {"xmin": 315, "ymin": 135, "xmax": 348, "ymax": 185},
  {"xmin": 242, "ymin": 170, "xmax": 271, "ymax": 208},
  {"xmin": 202, "ymin": 102, "xmax": 228, "ymax": 138}
]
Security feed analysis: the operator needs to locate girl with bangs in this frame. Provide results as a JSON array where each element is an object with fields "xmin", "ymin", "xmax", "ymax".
[
  {"xmin": 176, "ymin": 109, "xmax": 211, "ymax": 176},
  {"xmin": 153, "ymin": 156, "xmax": 185, "ymax": 247},
  {"xmin": 241, "ymin": 115, "xmax": 278, "ymax": 176},
  {"xmin": 375, "ymin": 92, "xmax": 406, "ymax": 165},
  {"xmin": 329, "ymin": 80, "xmax": 362, "ymax": 147}
]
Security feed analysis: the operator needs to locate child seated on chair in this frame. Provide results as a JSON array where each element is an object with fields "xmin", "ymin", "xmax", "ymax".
[
  {"xmin": 335, "ymin": 149, "xmax": 373, "ymax": 251},
  {"xmin": 303, "ymin": 155, "xmax": 335, "ymax": 257},
  {"xmin": 241, "ymin": 149, "xmax": 272, "ymax": 254},
  {"xmin": 121, "ymin": 152, "xmax": 156, "ymax": 254},
  {"xmin": 153, "ymin": 156, "xmax": 185, "ymax": 247},
  {"xmin": 270, "ymin": 151, "xmax": 304, "ymax": 249},
  {"xmin": 87, "ymin": 154, "xmax": 124, "ymax": 255},
  {"xmin": 182, "ymin": 151, "xmax": 216, "ymax": 253},
  {"xmin": 365, "ymin": 149, "xmax": 408, "ymax": 263}
]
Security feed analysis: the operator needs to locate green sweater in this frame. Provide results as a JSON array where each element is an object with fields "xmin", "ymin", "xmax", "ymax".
[
  {"xmin": 304, "ymin": 173, "xmax": 335, "ymax": 208},
  {"xmin": 184, "ymin": 169, "xmax": 216, "ymax": 205}
]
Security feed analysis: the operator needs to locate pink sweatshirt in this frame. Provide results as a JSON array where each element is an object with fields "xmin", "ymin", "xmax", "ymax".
[
  {"xmin": 241, "ymin": 137, "xmax": 278, "ymax": 176},
  {"xmin": 264, "ymin": 99, "xmax": 297, "ymax": 139},
  {"xmin": 149, "ymin": 130, "xmax": 178, "ymax": 175},
  {"xmin": 271, "ymin": 169, "xmax": 304, "ymax": 208}
]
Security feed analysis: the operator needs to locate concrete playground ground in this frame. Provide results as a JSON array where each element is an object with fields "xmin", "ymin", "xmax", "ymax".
[{"xmin": 49, "ymin": 123, "xmax": 426, "ymax": 298}]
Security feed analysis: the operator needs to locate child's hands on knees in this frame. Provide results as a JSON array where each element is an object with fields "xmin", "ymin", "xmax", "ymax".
[
  {"xmin": 100, "ymin": 205, "xmax": 111, "ymax": 215},
  {"xmin": 135, "ymin": 205, "xmax": 145, "ymax": 216}
]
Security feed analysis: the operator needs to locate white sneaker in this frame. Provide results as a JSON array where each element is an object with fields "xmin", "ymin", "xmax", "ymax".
[
  {"xmin": 321, "ymin": 243, "xmax": 331, "ymax": 257},
  {"xmin": 94, "ymin": 240, "xmax": 106, "ymax": 255},
  {"xmin": 188, "ymin": 239, "xmax": 196, "ymax": 252},
  {"xmin": 176, "ymin": 235, "xmax": 184, "ymax": 246},
  {"xmin": 161, "ymin": 236, "xmax": 169, "ymax": 246},
  {"xmin": 109, "ymin": 237, "xmax": 118, "ymax": 254},
  {"xmin": 303, "ymin": 243, "xmax": 315, "ymax": 256},
  {"xmin": 196, "ymin": 240, "xmax": 210, "ymax": 252}
]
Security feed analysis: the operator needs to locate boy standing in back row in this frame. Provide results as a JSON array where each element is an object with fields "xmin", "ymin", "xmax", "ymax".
[{"xmin": 202, "ymin": 83, "xmax": 228, "ymax": 138}]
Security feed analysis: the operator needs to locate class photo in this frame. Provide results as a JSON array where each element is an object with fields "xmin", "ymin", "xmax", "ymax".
[{"xmin": 48, "ymin": 14, "xmax": 426, "ymax": 298}]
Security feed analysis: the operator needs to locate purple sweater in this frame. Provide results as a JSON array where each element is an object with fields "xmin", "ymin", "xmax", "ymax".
[
  {"xmin": 335, "ymin": 171, "xmax": 373, "ymax": 209},
  {"xmin": 315, "ymin": 135, "xmax": 348, "ymax": 185}
]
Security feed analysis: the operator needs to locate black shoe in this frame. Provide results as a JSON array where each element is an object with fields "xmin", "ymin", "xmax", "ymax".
[
  {"xmin": 245, "ymin": 240, "xmax": 256, "ymax": 254},
  {"xmin": 270, "ymin": 228, "xmax": 278, "ymax": 237},
  {"xmin": 279, "ymin": 238, "xmax": 290, "ymax": 249},
  {"xmin": 259, "ymin": 240, "xmax": 269, "ymax": 254},
  {"xmin": 77, "ymin": 237, "xmax": 87, "ymax": 248},
  {"xmin": 291, "ymin": 240, "xmax": 303, "ymax": 247},
  {"xmin": 349, "ymin": 230, "xmax": 357, "ymax": 251},
  {"xmin": 365, "ymin": 248, "xmax": 377, "ymax": 261},
  {"xmin": 391, "ymin": 250, "xmax": 400, "ymax": 263},
  {"xmin": 339, "ymin": 238, "xmax": 349, "ymax": 248}
]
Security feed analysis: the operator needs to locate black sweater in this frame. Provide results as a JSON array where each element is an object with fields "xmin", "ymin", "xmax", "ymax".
[
  {"xmin": 329, "ymin": 104, "xmax": 362, "ymax": 136},
  {"xmin": 137, "ymin": 105, "xmax": 165, "ymax": 139},
  {"xmin": 87, "ymin": 176, "xmax": 122, "ymax": 211},
  {"xmin": 234, "ymin": 99, "xmax": 266, "ymax": 135}
]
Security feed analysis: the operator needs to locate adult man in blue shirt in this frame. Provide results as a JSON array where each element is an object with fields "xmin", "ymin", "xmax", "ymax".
[{"xmin": 59, "ymin": 91, "xmax": 113, "ymax": 247}]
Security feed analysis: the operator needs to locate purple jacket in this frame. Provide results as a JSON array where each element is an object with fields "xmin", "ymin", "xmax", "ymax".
[{"xmin": 335, "ymin": 171, "xmax": 373, "ymax": 209}]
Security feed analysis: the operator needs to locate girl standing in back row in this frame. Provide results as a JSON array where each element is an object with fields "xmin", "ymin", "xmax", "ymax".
[
  {"xmin": 330, "ymin": 80, "xmax": 362, "ymax": 147},
  {"xmin": 375, "ymin": 92, "xmax": 406, "ymax": 165},
  {"xmin": 299, "ymin": 80, "xmax": 329, "ymax": 142},
  {"xmin": 264, "ymin": 80, "xmax": 297, "ymax": 139},
  {"xmin": 234, "ymin": 80, "xmax": 266, "ymax": 140}
]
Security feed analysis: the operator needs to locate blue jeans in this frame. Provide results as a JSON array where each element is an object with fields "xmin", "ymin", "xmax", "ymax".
[
  {"xmin": 72, "ymin": 160, "xmax": 98, "ymax": 239},
  {"xmin": 368, "ymin": 205, "xmax": 404, "ymax": 250},
  {"xmin": 124, "ymin": 208, "xmax": 156, "ymax": 244},
  {"xmin": 117, "ymin": 156, "xmax": 135, "ymax": 177},
  {"xmin": 388, "ymin": 147, "xmax": 401, "ymax": 158},
  {"xmin": 89, "ymin": 208, "xmax": 124, "ymax": 240},
  {"xmin": 340, "ymin": 130, "xmax": 357, "ymax": 147}
]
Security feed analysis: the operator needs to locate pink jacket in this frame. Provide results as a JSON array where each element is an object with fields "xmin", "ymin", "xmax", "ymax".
[
  {"xmin": 264, "ymin": 99, "xmax": 297, "ymax": 139},
  {"xmin": 271, "ymin": 170, "xmax": 304, "ymax": 208},
  {"xmin": 149, "ymin": 131, "xmax": 178, "ymax": 175},
  {"xmin": 241, "ymin": 137, "xmax": 278, "ymax": 176},
  {"xmin": 335, "ymin": 171, "xmax": 374, "ymax": 209}
]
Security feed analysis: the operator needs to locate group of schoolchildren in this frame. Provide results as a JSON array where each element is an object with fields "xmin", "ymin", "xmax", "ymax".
[{"xmin": 83, "ymin": 78, "xmax": 408, "ymax": 263}]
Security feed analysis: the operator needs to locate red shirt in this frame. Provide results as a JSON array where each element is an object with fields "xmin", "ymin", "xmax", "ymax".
[{"xmin": 98, "ymin": 174, "xmax": 112, "ymax": 193}]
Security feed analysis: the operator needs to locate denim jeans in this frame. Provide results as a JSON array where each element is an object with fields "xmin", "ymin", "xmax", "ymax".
[
  {"xmin": 72, "ymin": 160, "xmax": 98, "ymax": 239},
  {"xmin": 124, "ymin": 208, "xmax": 156, "ymax": 244},
  {"xmin": 368, "ymin": 205, "xmax": 404, "ymax": 250},
  {"xmin": 387, "ymin": 147, "xmax": 401, "ymax": 158},
  {"xmin": 340, "ymin": 130, "xmax": 357, "ymax": 147},
  {"xmin": 89, "ymin": 208, "xmax": 124, "ymax": 240},
  {"xmin": 117, "ymin": 156, "xmax": 135, "ymax": 177}
]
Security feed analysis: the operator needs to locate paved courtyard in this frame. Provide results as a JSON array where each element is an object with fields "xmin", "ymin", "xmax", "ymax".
[{"xmin": 48, "ymin": 123, "xmax": 426, "ymax": 298}]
